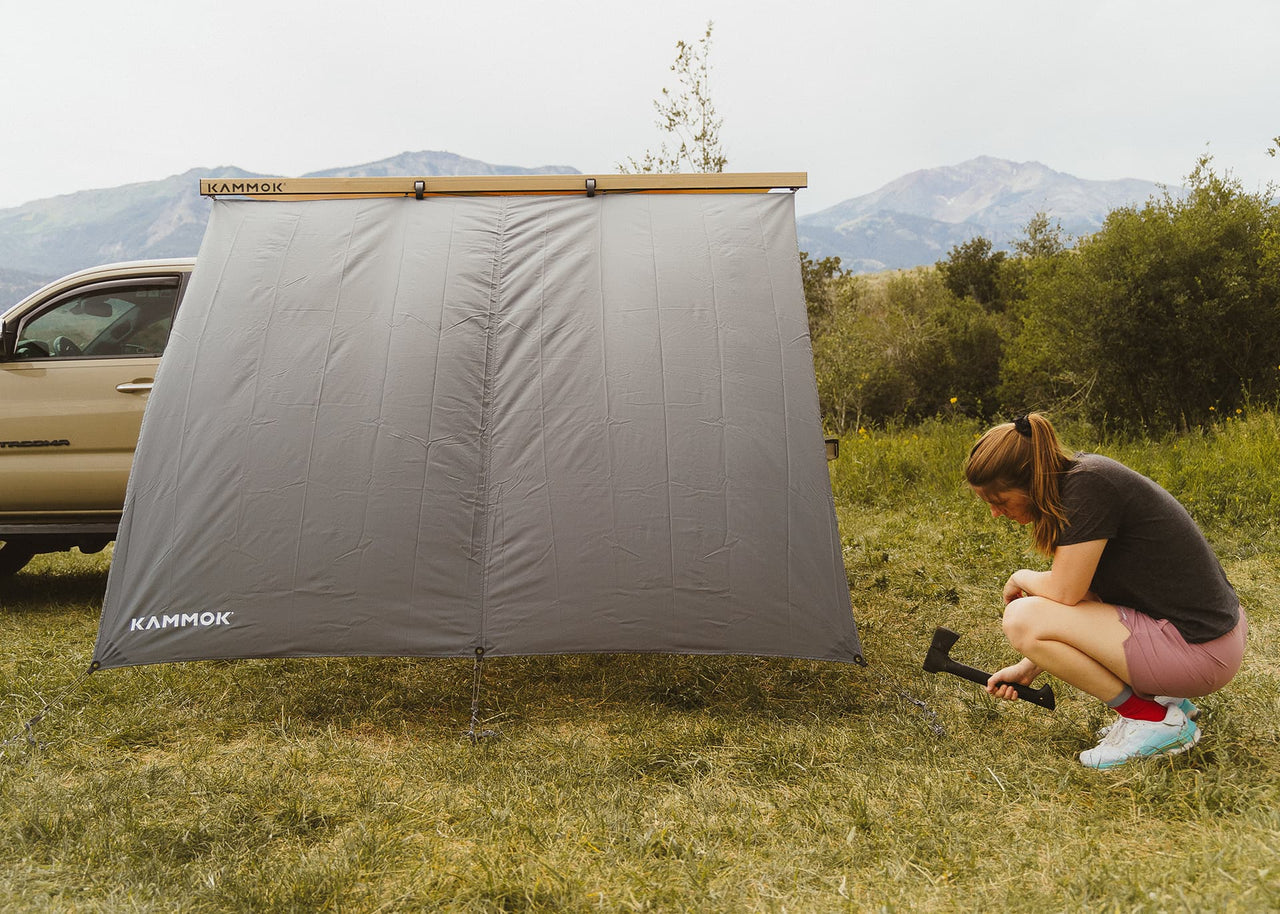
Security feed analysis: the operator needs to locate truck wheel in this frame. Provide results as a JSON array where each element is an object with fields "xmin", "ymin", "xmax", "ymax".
[{"xmin": 0, "ymin": 540, "xmax": 37, "ymax": 577}]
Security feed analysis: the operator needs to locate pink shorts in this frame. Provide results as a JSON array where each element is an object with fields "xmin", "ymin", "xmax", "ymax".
[{"xmin": 1118, "ymin": 605, "xmax": 1248, "ymax": 698}]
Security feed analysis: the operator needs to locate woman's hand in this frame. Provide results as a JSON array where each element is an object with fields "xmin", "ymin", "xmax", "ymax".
[
  {"xmin": 1002, "ymin": 573, "xmax": 1026, "ymax": 604},
  {"xmin": 986, "ymin": 658, "xmax": 1039, "ymax": 702}
]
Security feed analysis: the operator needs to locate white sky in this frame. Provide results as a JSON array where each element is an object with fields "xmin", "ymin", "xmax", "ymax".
[{"xmin": 2, "ymin": 0, "xmax": 1277, "ymax": 215}]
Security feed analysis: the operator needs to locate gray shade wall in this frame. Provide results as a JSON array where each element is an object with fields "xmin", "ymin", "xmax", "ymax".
[{"xmin": 94, "ymin": 192, "xmax": 861, "ymax": 669}]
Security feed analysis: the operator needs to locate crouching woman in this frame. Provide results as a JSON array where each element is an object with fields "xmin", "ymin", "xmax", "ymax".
[{"xmin": 964, "ymin": 413, "xmax": 1247, "ymax": 769}]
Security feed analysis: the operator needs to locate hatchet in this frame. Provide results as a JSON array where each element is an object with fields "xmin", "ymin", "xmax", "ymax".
[{"xmin": 922, "ymin": 626, "xmax": 1056, "ymax": 710}]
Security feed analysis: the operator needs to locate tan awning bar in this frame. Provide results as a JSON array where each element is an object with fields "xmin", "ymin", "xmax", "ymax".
[{"xmin": 200, "ymin": 172, "xmax": 807, "ymax": 200}]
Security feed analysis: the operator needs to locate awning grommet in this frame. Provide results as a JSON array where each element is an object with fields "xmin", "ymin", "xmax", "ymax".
[
  {"xmin": 585, "ymin": 178, "xmax": 597, "ymax": 198},
  {"xmin": 414, "ymin": 180, "xmax": 425, "ymax": 201}
]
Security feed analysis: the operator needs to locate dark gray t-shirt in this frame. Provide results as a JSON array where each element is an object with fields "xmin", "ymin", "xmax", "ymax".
[{"xmin": 1057, "ymin": 454, "xmax": 1238, "ymax": 643}]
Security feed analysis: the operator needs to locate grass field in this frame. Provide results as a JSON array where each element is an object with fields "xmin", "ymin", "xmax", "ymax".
[{"xmin": 2, "ymin": 415, "xmax": 1277, "ymax": 912}]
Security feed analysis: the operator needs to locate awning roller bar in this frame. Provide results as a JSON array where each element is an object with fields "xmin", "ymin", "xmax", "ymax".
[{"xmin": 200, "ymin": 172, "xmax": 807, "ymax": 200}]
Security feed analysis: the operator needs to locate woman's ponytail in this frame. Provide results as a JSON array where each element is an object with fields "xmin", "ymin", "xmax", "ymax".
[{"xmin": 1023, "ymin": 414, "xmax": 1072, "ymax": 554}]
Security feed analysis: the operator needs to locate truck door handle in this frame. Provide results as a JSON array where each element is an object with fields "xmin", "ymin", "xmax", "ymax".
[{"xmin": 116, "ymin": 379, "xmax": 154, "ymax": 394}]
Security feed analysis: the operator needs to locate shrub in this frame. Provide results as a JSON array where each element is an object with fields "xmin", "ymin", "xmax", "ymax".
[
  {"xmin": 936, "ymin": 236, "xmax": 1007, "ymax": 309},
  {"xmin": 1001, "ymin": 157, "xmax": 1280, "ymax": 431},
  {"xmin": 811, "ymin": 269, "xmax": 1005, "ymax": 431}
]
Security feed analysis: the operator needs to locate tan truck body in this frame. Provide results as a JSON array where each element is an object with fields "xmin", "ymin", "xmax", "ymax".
[{"xmin": 0, "ymin": 258, "xmax": 194, "ymax": 574}]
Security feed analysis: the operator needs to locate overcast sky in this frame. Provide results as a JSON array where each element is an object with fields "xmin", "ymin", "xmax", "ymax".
[{"xmin": 2, "ymin": 0, "xmax": 1277, "ymax": 215}]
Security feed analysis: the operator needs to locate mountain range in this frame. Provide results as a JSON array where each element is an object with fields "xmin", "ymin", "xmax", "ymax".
[
  {"xmin": 0, "ymin": 151, "xmax": 579, "ymax": 304},
  {"xmin": 796, "ymin": 156, "xmax": 1167, "ymax": 272},
  {"xmin": 1, "ymin": 152, "xmax": 1168, "ymax": 303}
]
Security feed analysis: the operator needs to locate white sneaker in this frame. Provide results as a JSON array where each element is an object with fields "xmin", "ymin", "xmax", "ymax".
[
  {"xmin": 1097, "ymin": 697, "xmax": 1199, "ymax": 738},
  {"xmin": 1080, "ymin": 705, "xmax": 1200, "ymax": 770}
]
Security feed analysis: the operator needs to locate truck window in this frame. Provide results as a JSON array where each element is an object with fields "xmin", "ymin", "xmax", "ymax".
[{"xmin": 15, "ymin": 284, "xmax": 181, "ymax": 359}]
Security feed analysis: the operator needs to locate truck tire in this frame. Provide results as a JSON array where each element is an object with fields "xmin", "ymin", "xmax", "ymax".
[{"xmin": 0, "ymin": 540, "xmax": 37, "ymax": 577}]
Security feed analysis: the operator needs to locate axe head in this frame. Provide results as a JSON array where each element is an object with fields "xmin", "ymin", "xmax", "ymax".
[{"xmin": 922, "ymin": 626, "xmax": 962, "ymax": 674}]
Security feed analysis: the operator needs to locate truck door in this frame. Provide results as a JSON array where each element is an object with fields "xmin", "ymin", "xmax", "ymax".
[{"xmin": 0, "ymin": 275, "xmax": 185, "ymax": 519}]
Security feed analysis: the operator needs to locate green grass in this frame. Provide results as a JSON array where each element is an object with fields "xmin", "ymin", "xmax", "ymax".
[{"xmin": 2, "ymin": 415, "xmax": 1278, "ymax": 912}]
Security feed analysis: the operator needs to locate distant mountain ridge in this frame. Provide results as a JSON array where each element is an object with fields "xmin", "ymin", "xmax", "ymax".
[
  {"xmin": 0, "ymin": 166, "xmax": 254, "ymax": 282},
  {"xmin": 796, "ymin": 156, "xmax": 1168, "ymax": 272},
  {"xmin": 2, "ymin": 153, "xmax": 1166, "ymax": 300},
  {"xmin": 0, "ymin": 151, "xmax": 580, "ymax": 298}
]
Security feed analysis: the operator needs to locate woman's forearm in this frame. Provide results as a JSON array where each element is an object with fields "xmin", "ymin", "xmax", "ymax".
[
  {"xmin": 1007, "ymin": 567, "xmax": 1089, "ymax": 606},
  {"xmin": 1007, "ymin": 540, "xmax": 1107, "ymax": 606}
]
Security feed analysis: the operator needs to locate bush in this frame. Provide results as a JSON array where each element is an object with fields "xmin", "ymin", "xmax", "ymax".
[
  {"xmin": 1001, "ymin": 158, "xmax": 1280, "ymax": 431},
  {"xmin": 811, "ymin": 269, "xmax": 1006, "ymax": 431},
  {"xmin": 936, "ymin": 236, "xmax": 1006, "ymax": 309},
  {"xmin": 806, "ymin": 158, "xmax": 1279, "ymax": 435}
]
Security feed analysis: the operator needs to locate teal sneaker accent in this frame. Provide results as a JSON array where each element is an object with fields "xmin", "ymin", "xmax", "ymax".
[{"xmin": 1080, "ymin": 705, "xmax": 1200, "ymax": 770}]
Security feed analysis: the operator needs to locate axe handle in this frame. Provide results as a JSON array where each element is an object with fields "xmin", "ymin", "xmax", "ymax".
[{"xmin": 943, "ymin": 658, "xmax": 1056, "ymax": 710}]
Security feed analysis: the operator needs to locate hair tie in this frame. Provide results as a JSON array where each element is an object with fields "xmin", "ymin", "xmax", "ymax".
[{"xmin": 1013, "ymin": 415, "xmax": 1033, "ymax": 438}]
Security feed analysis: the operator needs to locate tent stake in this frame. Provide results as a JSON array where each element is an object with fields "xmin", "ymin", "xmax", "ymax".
[
  {"xmin": 466, "ymin": 647, "xmax": 498, "ymax": 743},
  {"xmin": 1, "ymin": 663, "xmax": 97, "ymax": 757}
]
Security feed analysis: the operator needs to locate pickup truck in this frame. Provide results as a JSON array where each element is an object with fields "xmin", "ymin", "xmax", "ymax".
[{"xmin": 0, "ymin": 258, "xmax": 195, "ymax": 576}]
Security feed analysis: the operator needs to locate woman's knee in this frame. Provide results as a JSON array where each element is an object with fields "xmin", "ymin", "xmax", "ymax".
[{"xmin": 1002, "ymin": 596, "xmax": 1051, "ymax": 651}]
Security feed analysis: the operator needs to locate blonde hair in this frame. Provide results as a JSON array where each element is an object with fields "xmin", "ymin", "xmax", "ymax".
[{"xmin": 964, "ymin": 412, "xmax": 1075, "ymax": 555}]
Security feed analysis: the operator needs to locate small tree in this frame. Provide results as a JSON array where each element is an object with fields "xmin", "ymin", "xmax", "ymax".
[
  {"xmin": 810, "ymin": 269, "xmax": 1007, "ymax": 429},
  {"xmin": 812, "ymin": 276, "xmax": 922, "ymax": 433},
  {"xmin": 1013, "ymin": 211, "xmax": 1068, "ymax": 259},
  {"xmin": 936, "ymin": 236, "xmax": 1007, "ymax": 309},
  {"xmin": 800, "ymin": 251, "xmax": 849, "ymax": 339},
  {"xmin": 622, "ymin": 22, "xmax": 727, "ymax": 174},
  {"xmin": 996, "ymin": 212, "xmax": 1069, "ymax": 318}
]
